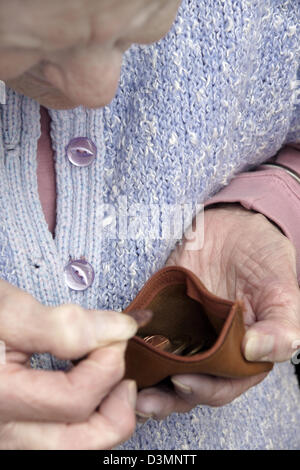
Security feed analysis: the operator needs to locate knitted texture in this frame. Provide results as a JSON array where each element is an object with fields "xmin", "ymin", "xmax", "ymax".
[{"xmin": 0, "ymin": 0, "xmax": 300, "ymax": 449}]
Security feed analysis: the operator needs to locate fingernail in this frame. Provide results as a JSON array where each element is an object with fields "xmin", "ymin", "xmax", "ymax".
[
  {"xmin": 171, "ymin": 378, "xmax": 193, "ymax": 394},
  {"xmin": 244, "ymin": 334, "xmax": 274, "ymax": 361},
  {"xmin": 126, "ymin": 380, "xmax": 137, "ymax": 408},
  {"xmin": 126, "ymin": 310, "xmax": 153, "ymax": 328},
  {"xmin": 135, "ymin": 410, "xmax": 153, "ymax": 423}
]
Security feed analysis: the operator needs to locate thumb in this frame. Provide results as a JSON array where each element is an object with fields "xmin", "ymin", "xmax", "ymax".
[{"xmin": 242, "ymin": 284, "xmax": 300, "ymax": 363}]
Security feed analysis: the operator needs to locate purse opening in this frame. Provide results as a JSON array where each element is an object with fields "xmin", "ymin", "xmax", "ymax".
[{"xmin": 136, "ymin": 283, "xmax": 230, "ymax": 354}]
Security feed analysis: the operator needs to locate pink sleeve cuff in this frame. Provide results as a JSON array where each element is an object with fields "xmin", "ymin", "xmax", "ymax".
[{"xmin": 204, "ymin": 145, "xmax": 300, "ymax": 284}]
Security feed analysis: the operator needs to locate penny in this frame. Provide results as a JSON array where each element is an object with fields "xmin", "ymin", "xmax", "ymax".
[
  {"xmin": 142, "ymin": 335, "xmax": 190, "ymax": 355},
  {"xmin": 169, "ymin": 340, "xmax": 189, "ymax": 355},
  {"xmin": 184, "ymin": 342, "xmax": 206, "ymax": 356},
  {"xmin": 143, "ymin": 335, "xmax": 172, "ymax": 351},
  {"xmin": 142, "ymin": 334, "xmax": 206, "ymax": 356}
]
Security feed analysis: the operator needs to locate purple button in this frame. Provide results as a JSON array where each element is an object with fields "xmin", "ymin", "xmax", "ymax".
[
  {"xmin": 66, "ymin": 137, "xmax": 97, "ymax": 167},
  {"xmin": 63, "ymin": 259, "xmax": 95, "ymax": 291}
]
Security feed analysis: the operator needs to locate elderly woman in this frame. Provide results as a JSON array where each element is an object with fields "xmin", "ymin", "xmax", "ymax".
[{"xmin": 0, "ymin": 0, "xmax": 299, "ymax": 450}]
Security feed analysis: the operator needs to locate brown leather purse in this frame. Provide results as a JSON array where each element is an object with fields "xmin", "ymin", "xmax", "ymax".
[{"xmin": 123, "ymin": 266, "xmax": 273, "ymax": 389}]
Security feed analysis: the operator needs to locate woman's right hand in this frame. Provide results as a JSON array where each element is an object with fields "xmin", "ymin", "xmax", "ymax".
[{"xmin": 0, "ymin": 278, "xmax": 139, "ymax": 449}]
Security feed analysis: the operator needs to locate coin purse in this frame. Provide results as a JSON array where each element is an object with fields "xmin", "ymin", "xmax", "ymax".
[{"xmin": 123, "ymin": 266, "xmax": 273, "ymax": 389}]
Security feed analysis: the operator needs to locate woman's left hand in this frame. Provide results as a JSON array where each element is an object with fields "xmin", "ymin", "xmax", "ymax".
[{"xmin": 135, "ymin": 204, "xmax": 300, "ymax": 420}]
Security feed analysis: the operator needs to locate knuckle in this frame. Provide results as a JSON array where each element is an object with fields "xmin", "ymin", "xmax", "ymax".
[
  {"xmin": 57, "ymin": 302, "xmax": 85, "ymax": 320},
  {"xmin": 63, "ymin": 399, "xmax": 92, "ymax": 422},
  {"xmin": 209, "ymin": 386, "xmax": 232, "ymax": 407},
  {"xmin": 266, "ymin": 281, "xmax": 297, "ymax": 310},
  {"xmin": 101, "ymin": 349, "xmax": 126, "ymax": 380},
  {"xmin": 87, "ymin": 348, "xmax": 126, "ymax": 385},
  {"xmin": 51, "ymin": 303, "xmax": 86, "ymax": 352},
  {"xmin": 55, "ymin": 379, "xmax": 98, "ymax": 423},
  {"xmin": 99, "ymin": 345, "xmax": 125, "ymax": 369},
  {"xmin": 282, "ymin": 237, "xmax": 297, "ymax": 259}
]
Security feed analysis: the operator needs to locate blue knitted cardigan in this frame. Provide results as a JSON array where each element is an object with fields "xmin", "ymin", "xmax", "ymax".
[{"xmin": 0, "ymin": 0, "xmax": 300, "ymax": 450}]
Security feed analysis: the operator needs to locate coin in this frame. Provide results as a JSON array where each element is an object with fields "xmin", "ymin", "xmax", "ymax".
[
  {"xmin": 143, "ymin": 335, "xmax": 172, "ymax": 352},
  {"xmin": 169, "ymin": 340, "xmax": 189, "ymax": 355},
  {"xmin": 184, "ymin": 341, "xmax": 206, "ymax": 356},
  {"xmin": 142, "ymin": 334, "xmax": 206, "ymax": 356},
  {"xmin": 142, "ymin": 335, "xmax": 190, "ymax": 355}
]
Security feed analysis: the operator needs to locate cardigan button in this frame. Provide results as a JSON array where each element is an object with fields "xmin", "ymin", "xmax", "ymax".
[
  {"xmin": 66, "ymin": 137, "xmax": 97, "ymax": 167},
  {"xmin": 63, "ymin": 259, "xmax": 95, "ymax": 291}
]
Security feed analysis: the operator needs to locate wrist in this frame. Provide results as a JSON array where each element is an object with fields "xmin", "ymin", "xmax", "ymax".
[{"xmin": 205, "ymin": 202, "xmax": 285, "ymax": 236}]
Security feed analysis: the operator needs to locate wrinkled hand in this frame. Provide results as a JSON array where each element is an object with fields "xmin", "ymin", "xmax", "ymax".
[
  {"xmin": 0, "ymin": 279, "xmax": 140, "ymax": 449},
  {"xmin": 136, "ymin": 203, "xmax": 300, "ymax": 420}
]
